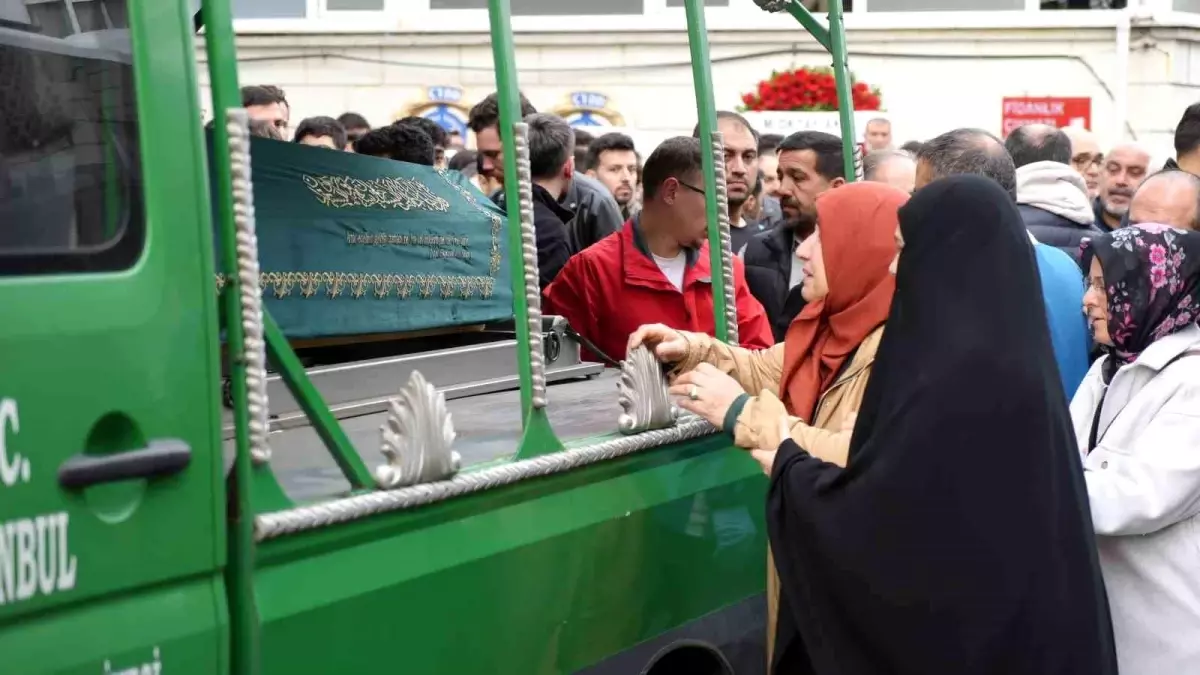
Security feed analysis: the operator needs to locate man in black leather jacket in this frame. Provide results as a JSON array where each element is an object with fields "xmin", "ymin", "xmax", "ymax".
[
  {"xmin": 469, "ymin": 92, "xmax": 623, "ymax": 255},
  {"xmin": 559, "ymin": 171, "xmax": 624, "ymax": 254}
]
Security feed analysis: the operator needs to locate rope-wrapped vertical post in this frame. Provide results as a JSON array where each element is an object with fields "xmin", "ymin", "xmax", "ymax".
[
  {"xmin": 512, "ymin": 122, "xmax": 548, "ymax": 408},
  {"xmin": 709, "ymin": 131, "xmax": 739, "ymax": 346},
  {"xmin": 227, "ymin": 109, "xmax": 272, "ymax": 464},
  {"xmin": 828, "ymin": 0, "xmax": 859, "ymax": 183},
  {"xmin": 853, "ymin": 142, "xmax": 865, "ymax": 182}
]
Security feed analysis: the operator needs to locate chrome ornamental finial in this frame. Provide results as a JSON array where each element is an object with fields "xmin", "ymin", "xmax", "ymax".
[
  {"xmin": 375, "ymin": 371, "xmax": 461, "ymax": 489},
  {"xmin": 617, "ymin": 346, "xmax": 679, "ymax": 435}
]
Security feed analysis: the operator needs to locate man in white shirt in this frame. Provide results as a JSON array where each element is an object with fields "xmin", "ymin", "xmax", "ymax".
[{"xmin": 544, "ymin": 136, "xmax": 774, "ymax": 363}]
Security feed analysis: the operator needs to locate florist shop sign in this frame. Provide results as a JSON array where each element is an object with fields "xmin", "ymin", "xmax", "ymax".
[
  {"xmin": 741, "ymin": 110, "xmax": 892, "ymax": 139},
  {"xmin": 738, "ymin": 66, "xmax": 889, "ymax": 140}
]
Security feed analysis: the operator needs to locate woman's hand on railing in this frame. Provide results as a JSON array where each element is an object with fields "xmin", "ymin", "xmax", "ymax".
[
  {"xmin": 749, "ymin": 414, "xmax": 789, "ymax": 476},
  {"xmin": 628, "ymin": 323, "xmax": 689, "ymax": 363},
  {"xmin": 669, "ymin": 363, "xmax": 746, "ymax": 429}
]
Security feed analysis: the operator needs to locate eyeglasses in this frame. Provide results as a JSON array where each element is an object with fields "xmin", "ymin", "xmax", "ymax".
[
  {"xmin": 677, "ymin": 180, "xmax": 706, "ymax": 197},
  {"xmin": 1072, "ymin": 153, "xmax": 1103, "ymax": 169}
]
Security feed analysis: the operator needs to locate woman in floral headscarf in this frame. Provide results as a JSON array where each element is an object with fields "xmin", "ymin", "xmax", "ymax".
[{"xmin": 1074, "ymin": 223, "xmax": 1200, "ymax": 675}]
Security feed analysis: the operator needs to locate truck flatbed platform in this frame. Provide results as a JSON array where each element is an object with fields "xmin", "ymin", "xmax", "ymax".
[{"xmin": 229, "ymin": 370, "xmax": 622, "ymax": 503}]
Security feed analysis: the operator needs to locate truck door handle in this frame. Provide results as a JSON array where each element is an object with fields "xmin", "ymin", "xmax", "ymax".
[{"xmin": 58, "ymin": 439, "xmax": 192, "ymax": 489}]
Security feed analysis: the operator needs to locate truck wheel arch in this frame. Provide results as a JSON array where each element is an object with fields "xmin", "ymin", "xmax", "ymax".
[{"xmin": 641, "ymin": 639, "xmax": 736, "ymax": 675}]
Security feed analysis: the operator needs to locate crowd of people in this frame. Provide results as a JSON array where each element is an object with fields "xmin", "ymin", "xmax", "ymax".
[
  {"xmin": 238, "ymin": 80, "xmax": 1200, "ymax": 674},
  {"xmin": 631, "ymin": 114, "xmax": 1200, "ymax": 673}
]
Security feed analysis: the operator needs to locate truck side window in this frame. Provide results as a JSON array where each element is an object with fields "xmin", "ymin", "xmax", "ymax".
[{"xmin": 0, "ymin": 0, "xmax": 143, "ymax": 276}]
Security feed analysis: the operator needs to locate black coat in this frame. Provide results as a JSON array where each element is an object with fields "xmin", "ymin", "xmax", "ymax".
[
  {"xmin": 768, "ymin": 175, "xmax": 1116, "ymax": 675},
  {"xmin": 530, "ymin": 184, "xmax": 573, "ymax": 289},
  {"xmin": 494, "ymin": 172, "xmax": 623, "ymax": 256},
  {"xmin": 1018, "ymin": 204, "xmax": 1101, "ymax": 266},
  {"xmin": 1092, "ymin": 196, "xmax": 1128, "ymax": 233},
  {"xmin": 743, "ymin": 226, "xmax": 806, "ymax": 341}
]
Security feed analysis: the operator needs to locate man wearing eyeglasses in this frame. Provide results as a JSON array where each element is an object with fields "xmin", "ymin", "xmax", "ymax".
[
  {"xmin": 544, "ymin": 136, "xmax": 773, "ymax": 365},
  {"xmin": 1062, "ymin": 125, "xmax": 1103, "ymax": 201}
]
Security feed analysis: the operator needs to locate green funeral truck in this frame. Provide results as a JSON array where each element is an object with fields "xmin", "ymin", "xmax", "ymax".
[{"xmin": 0, "ymin": 0, "xmax": 861, "ymax": 672}]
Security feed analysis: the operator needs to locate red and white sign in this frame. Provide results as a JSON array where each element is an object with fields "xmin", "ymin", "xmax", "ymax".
[{"xmin": 1000, "ymin": 97, "xmax": 1092, "ymax": 137}]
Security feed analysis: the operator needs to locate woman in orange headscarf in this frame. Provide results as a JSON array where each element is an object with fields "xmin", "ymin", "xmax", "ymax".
[{"xmin": 629, "ymin": 180, "xmax": 908, "ymax": 663}]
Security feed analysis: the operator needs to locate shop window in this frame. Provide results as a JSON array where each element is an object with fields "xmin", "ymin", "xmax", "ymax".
[{"xmin": 430, "ymin": 0, "xmax": 644, "ymax": 15}]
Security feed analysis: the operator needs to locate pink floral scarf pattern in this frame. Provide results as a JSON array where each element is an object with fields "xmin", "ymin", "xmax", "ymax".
[{"xmin": 1082, "ymin": 223, "xmax": 1200, "ymax": 365}]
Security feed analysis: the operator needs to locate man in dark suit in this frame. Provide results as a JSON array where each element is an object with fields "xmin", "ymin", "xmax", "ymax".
[{"xmin": 743, "ymin": 131, "xmax": 846, "ymax": 341}]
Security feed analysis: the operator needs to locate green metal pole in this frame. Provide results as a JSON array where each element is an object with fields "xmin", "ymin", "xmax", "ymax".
[
  {"xmin": 683, "ymin": 0, "xmax": 731, "ymax": 342},
  {"xmin": 827, "ymin": 0, "xmax": 859, "ymax": 182},
  {"xmin": 783, "ymin": 0, "xmax": 831, "ymax": 53},
  {"xmin": 485, "ymin": 0, "xmax": 532, "ymax": 416},
  {"xmin": 199, "ymin": 0, "xmax": 259, "ymax": 672},
  {"xmin": 263, "ymin": 315, "xmax": 376, "ymax": 489},
  {"xmin": 486, "ymin": 0, "xmax": 562, "ymax": 458}
]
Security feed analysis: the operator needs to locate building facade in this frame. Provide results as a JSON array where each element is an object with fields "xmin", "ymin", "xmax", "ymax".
[{"xmin": 199, "ymin": 0, "xmax": 1200, "ymax": 158}]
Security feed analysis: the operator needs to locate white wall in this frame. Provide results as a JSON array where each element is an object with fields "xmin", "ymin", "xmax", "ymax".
[{"xmin": 198, "ymin": 13, "xmax": 1200, "ymax": 160}]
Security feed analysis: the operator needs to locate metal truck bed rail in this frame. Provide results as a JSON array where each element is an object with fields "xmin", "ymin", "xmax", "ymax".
[{"xmin": 221, "ymin": 317, "xmax": 605, "ymax": 438}]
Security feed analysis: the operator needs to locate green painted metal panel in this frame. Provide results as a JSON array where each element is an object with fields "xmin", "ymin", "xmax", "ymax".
[
  {"xmin": 255, "ymin": 440, "xmax": 767, "ymax": 673},
  {"xmin": 0, "ymin": 577, "xmax": 227, "ymax": 674},
  {"xmin": 0, "ymin": 0, "xmax": 226, "ymax": 670}
]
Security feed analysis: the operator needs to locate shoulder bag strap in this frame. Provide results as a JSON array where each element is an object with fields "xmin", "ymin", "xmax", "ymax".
[{"xmin": 1087, "ymin": 348, "xmax": 1200, "ymax": 453}]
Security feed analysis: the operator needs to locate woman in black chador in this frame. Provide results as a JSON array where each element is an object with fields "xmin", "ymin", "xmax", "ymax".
[{"xmin": 759, "ymin": 175, "xmax": 1116, "ymax": 674}]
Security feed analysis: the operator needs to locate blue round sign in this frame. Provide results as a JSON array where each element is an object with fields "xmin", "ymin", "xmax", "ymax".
[{"xmin": 421, "ymin": 105, "xmax": 468, "ymax": 138}]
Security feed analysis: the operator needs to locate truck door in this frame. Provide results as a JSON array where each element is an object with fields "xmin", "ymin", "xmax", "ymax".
[{"xmin": 0, "ymin": 2, "xmax": 225, "ymax": 673}]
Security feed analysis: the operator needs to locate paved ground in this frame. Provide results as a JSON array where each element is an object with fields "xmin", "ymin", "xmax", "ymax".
[{"xmin": 230, "ymin": 371, "xmax": 622, "ymax": 503}]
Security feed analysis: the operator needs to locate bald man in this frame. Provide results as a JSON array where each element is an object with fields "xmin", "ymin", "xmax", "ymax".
[
  {"xmin": 863, "ymin": 150, "xmax": 916, "ymax": 194},
  {"xmin": 1129, "ymin": 169, "xmax": 1200, "ymax": 230},
  {"xmin": 1096, "ymin": 142, "xmax": 1152, "ymax": 231},
  {"xmin": 1062, "ymin": 126, "xmax": 1103, "ymax": 200}
]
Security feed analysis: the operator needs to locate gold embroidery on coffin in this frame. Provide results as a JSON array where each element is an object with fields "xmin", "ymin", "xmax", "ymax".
[
  {"xmin": 211, "ymin": 173, "xmax": 502, "ymax": 302},
  {"xmin": 214, "ymin": 272, "xmax": 495, "ymax": 300},
  {"xmin": 437, "ymin": 170, "xmax": 504, "ymax": 276},
  {"xmin": 302, "ymin": 175, "xmax": 452, "ymax": 213}
]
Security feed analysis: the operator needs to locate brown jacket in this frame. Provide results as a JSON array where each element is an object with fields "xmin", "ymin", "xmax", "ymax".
[
  {"xmin": 674, "ymin": 325, "xmax": 884, "ymax": 669},
  {"xmin": 673, "ymin": 325, "xmax": 885, "ymax": 466}
]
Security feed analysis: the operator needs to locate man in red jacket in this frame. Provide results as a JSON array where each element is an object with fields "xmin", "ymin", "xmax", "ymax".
[{"xmin": 544, "ymin": 136, "xmax": 774, "ymax": 364}]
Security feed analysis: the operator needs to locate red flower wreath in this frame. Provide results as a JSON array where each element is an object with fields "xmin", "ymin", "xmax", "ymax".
[{"xmin": 739, "ymin": 67, "xmax": 882, "ymax": 112}]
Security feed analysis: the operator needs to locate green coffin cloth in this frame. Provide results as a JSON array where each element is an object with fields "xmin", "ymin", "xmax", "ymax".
[{"xmin": 211, "ymin": 135, "xmax": 514, "ymax": 339}]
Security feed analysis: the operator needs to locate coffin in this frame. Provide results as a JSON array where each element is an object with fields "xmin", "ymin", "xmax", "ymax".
[{"xmin": 211, "ymin": 135, "xmax": 513, "ymax": 339}]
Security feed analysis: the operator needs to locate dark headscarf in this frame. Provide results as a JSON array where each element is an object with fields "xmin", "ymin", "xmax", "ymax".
[
  {"xmin": 1082, "ymin": 224, "xmax": 1200, "ymax": 370},
  {"xmin": 767, "ymin": 176, "xmax": 1116, "ymax": 675}
]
